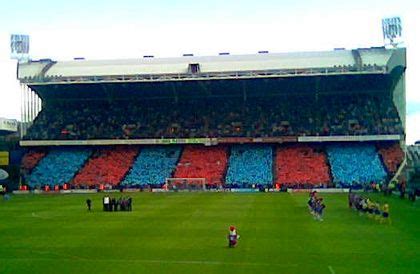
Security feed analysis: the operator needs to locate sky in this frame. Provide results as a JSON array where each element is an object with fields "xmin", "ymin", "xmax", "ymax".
[{"xmin": 0, "ymin": 0, "xmax": 419, "ymax": 143}]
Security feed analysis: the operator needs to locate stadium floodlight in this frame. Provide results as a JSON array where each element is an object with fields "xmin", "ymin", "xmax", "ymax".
[
  {"xmin": 10, "ymin": 34, "xmax": 30, "ymax": 62},
  {"xmin": 382, "ymin": 17, "xmax": 403, "ymax": 48}
]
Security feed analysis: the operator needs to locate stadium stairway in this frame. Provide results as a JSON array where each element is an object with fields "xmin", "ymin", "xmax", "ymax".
[
  {"xmin": 121, "ymin": 146, "xmax": 181, "ymax": 186},
  {"xmin": 378, "ymin": 143, "xmax": 404, "ymax": 174},
  {"xmin": 173, "ymin": 145, "xmax": 228, "ymax": 185},
  {"xmin": 326, "ymin": 143, "xmax": 387, "ymax": 186},
  {"xmin": 28, "ymin": 148, "xmax": 92, "ymax": 187},
  {"xmin": 225, "ymin": 145, "xmax": 273, "ymax": 187},
  {"xmin": 72, "ymin": 146, "xmax": 139, "ymax": 187},
  {"xmin": 275, "ymin": 144, "xmax": 331, "ymax": 187}
]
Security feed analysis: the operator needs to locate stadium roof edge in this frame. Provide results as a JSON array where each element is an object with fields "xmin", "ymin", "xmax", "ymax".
[{"xmin": 17, "ymin": 47, "xmax": 406, "ymax": 85}]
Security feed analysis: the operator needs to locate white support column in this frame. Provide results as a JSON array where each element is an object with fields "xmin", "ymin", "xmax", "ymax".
[
  {"xmin": 32, "ymin": 90, "xmax": 36, "ymax": 122},
  {"xmin": 27, "ymin": 86, "xmax": 31, "ymax": 123},
  {"xmin": 38, "ymin": 96, "xmax": 42, "ymax": 116},
  {"xmin": 20, "ymin": 84, "xmax": 24, "ymax": 138},
  {"xmin": 31, "ymin": 90, "xmax": 35, "ymax": 123},
  {"xmin": 29, "ymin": 89, "xmax": 33, "ymax": 124},
  {"xmin": 23, "ymin": 84, "xmax": 27, "ymax": 136}
]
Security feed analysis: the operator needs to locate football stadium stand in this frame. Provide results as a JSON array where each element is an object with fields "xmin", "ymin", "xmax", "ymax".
[
  {"xmin": 378, "ymin": 143, "xmax": 404, "ymax": 174},
  {"xmin": 122, "ymin": 146, "xmax": 181, "ymax": 186},
  {"xmin": 173, "ymin": 145, "xmax": 228, "ymax": 185},
  {"xmin": 275, "ymin": 144, "xmax": 331, "ymax": 187},
  {"xmin": 225, "ymin": 145, "xmax": 273, "ymax": 187},
  {"xmin": 327, "ymin": 144, "xmax": 388, "ymax": 186},
  {"xmin": 27, "ymin": 148, "xmax": 91, "ymax": 187},
  {"xmin": 72, "ymin": 146, "xmax": 139, "ymax": 187},
  {"xmin": 16, "ymin": 47, "xmax": 406, "ymax": 189}
]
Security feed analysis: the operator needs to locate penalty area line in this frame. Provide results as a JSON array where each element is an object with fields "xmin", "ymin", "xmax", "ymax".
[{"xmin": 328, "ymin": 265, "xmax": 336, "ymax": 274}]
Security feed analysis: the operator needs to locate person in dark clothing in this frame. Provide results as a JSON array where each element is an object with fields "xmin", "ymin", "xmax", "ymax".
[
  {"xmin": 111, "ymin": 197, "xmax": 116, "ymax": 211},
  {"xmin": 86, "ymin": 199, "xmax": 92, "ymax": 211},
  {"xmin": 400, "ymin": 181, "xmax": 406, "ymax": 199},
  {"xmin": 114, "ymin": 198, "xmax": 119, "ymax": 211},
  {"xmin": 118, "ymin": 197, "xmax": 122, "ymax": 211},
  {"xmin": 128, "ymin": 197, "xmax": 132, "ymax": 211}
]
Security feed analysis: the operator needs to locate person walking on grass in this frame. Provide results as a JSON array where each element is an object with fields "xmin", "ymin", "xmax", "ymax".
[
  {"xmin": 86, "ymin": 198, "xmax": 92, "ymax": 211},
  {"xmin": 381, "ymin": 203, "xmax": 391, "ymax": 224}
]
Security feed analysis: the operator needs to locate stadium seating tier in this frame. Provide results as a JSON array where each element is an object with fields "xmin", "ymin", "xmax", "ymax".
[
  {"xmin": 22, "ymin": 150, "xmax": 46, "ymax": 173},
  {"xmin": 122, "ymin": 146, "xmax": 181, "ymax": 186},
  {"xmin": 275, "ymin": 145, "xmax": 331, "ymax": 186},
  {"xmin": 28, "ymin": 148, "xmax": 92, "ymax": 187},
  {"xmin": 72, "ymin": 146, "xmax": 139, "ymax": 186},
  {"xmin": 173, "ymin": 146, "xmax": 228, "ymax": 185},
  {"xmin": 226, "ymin": 145, "xmax": 273, "ymax": 187},
  {"xmin": 24, "ymin": 94, "xmax": 402, "ymax": 140},
  {"xmin": 327, "ymin": 144, "xmax": 387, "ymax": 186},
  {"xmin": 378, "ymin": 143, "xmax": 404, "ymax": 174}
]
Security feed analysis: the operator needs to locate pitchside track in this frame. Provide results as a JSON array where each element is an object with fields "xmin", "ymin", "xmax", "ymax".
[{"xmin": 0, "ymin": 193, "xmax": 418, "ymax": 274}]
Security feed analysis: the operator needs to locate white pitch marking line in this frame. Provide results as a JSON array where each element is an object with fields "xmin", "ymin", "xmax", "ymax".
[
  {"xmin": 31, "ymin": 212, "xmax": 49, "ymax": 219},
  {"xmin": 328, "ymin": 265, "xmax": 336, "ymax": 274}
]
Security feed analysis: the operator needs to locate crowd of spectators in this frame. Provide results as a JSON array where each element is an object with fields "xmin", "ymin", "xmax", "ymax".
[
  {"xmin": 327, "ymin": 143, "xmax": 388, "ymax": 186},
  {"xmin": 21, "ymin": 149, "xmax": 46, "ymax": 173},
  {"xmin": 24, "ymin": 93, "xmax": 403, "ymax": 140},
  {"xmin": 275, "ymin": 145, "xmax": 331, "ymax": 186},
  {"xmin": 378, "ymin": 143, "xmax": 404, "ymax": 174},
  {"xmin": 27, "ymin": 148, "xmax": 92, "ymax": 187},
  {"xmin": 225, "ymin": 145, "xmax": 273, "ymax": 187},
  {"xmin": 72, "ymin": 146, "xmax": 139, "ymax": 187},
  {"xmin": 174, "ymin": 146, "xmax": 228, "ymax": 185},
  {"xmin": 122, "ymin": 146, "xmax": 181, "ymax": 186},
  {"xmin": 21, "ymin": 142, "xmax": 401, "ymax": 188}
]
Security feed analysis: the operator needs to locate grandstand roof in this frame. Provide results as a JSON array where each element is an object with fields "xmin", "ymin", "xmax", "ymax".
[{"xmin": 18, "ymin": 47, "xmax": 405, "ymax": 84}]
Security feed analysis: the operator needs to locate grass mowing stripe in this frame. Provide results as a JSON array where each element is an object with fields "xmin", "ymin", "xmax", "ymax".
[{"xmin": 0, "ymin": 192, "xmax": 418, "ymax": 274}]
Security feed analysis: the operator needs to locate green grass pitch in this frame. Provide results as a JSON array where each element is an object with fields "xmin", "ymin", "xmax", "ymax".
[{"xmin": 0, "ymin": 192, "xmax": 419, "ymax": 274}]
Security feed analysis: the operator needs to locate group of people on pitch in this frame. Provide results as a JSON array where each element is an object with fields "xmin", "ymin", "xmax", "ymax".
[
  {"xmin": 307, "ymin": 191, "xmax": 326, "ymax": 221},
  {"xmin": 102, "ymin": 195, "xmax": 132, "ymax": 211},
  {"xmin": 348, "ymin": 192, "xmax": 390, "ymax": 223}
]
